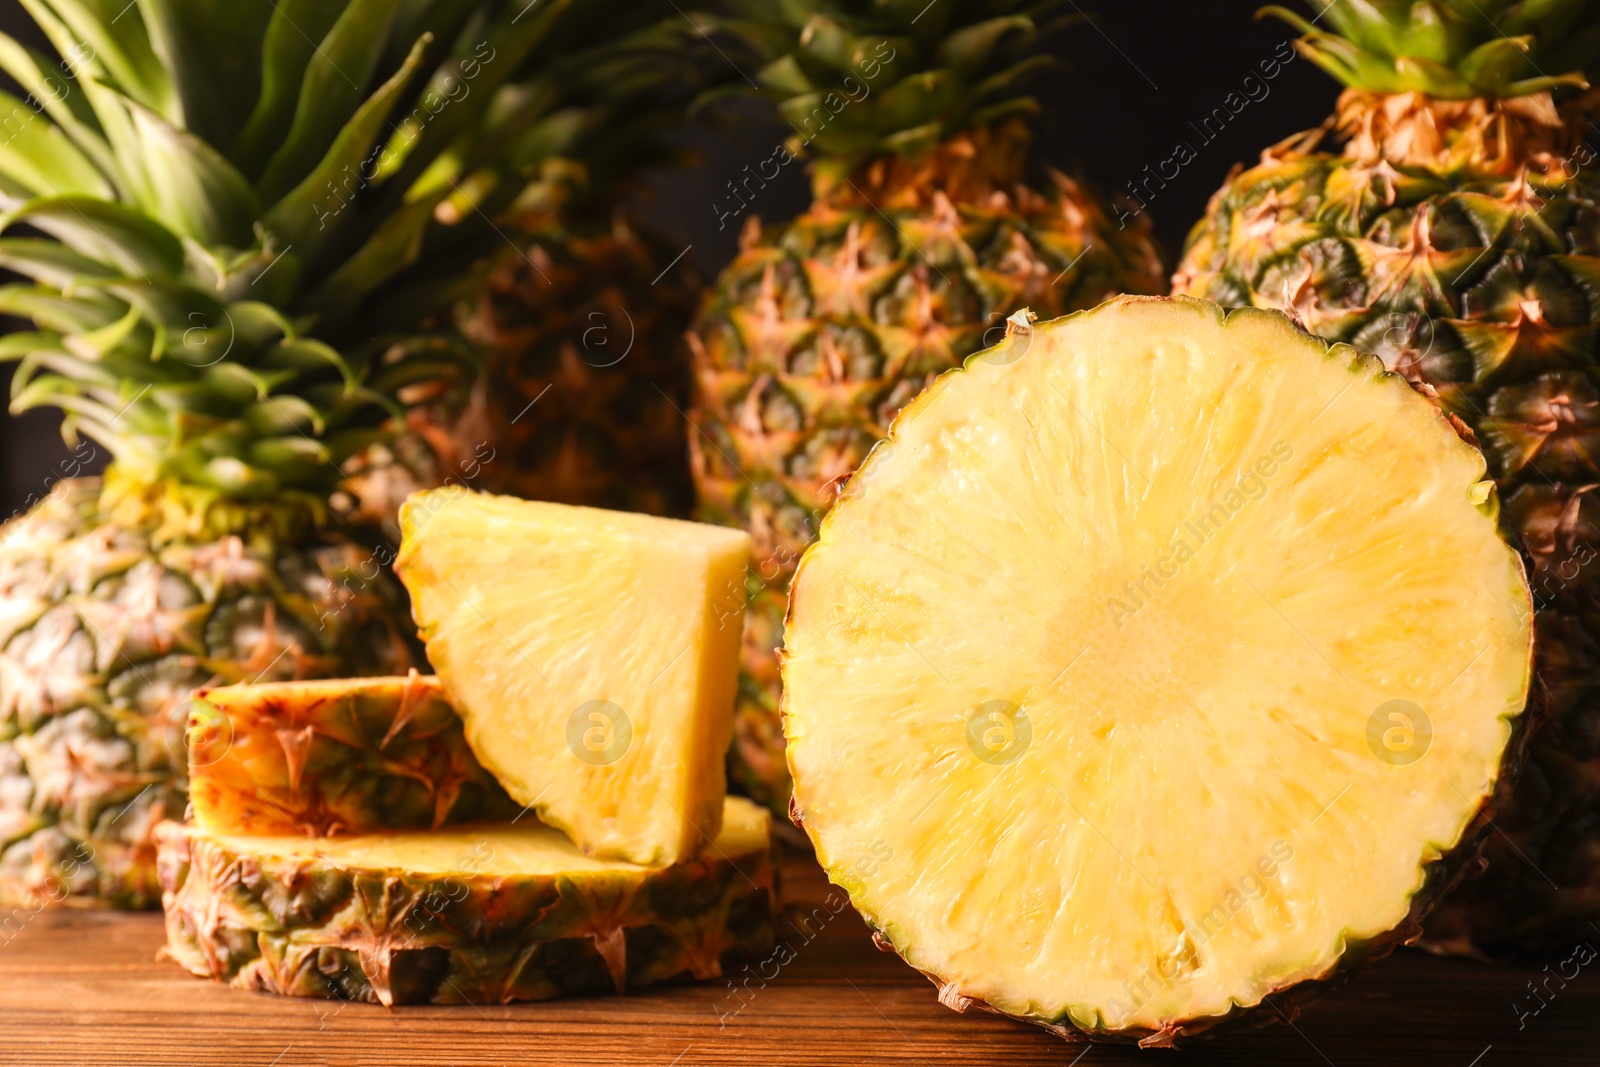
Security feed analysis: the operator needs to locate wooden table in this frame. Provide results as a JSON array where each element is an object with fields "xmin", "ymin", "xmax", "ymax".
[{"xmin": 1, "ymin": 850, "xmax": 1595, "ymax": 1067}]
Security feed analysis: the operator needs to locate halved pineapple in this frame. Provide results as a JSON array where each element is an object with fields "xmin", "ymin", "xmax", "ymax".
[
  {"xmin": 783, "ymin": 296, "xmax": 1533, "ymax": 1043},
  {"xmin": 397, "ymin": 490, "xmax": 749, "ymax": 866},
  {"xmin": 158, "ymin": 797, "xmax": 776, "ymax": 1006},
  {"xmin": 187, "ymin": 673, "xmax": 517, "ymax": 837}
]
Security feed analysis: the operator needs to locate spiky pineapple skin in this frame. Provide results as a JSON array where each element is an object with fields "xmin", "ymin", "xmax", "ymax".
[
  {"xmin": 690, "ymin": 155, "xmax": 1165, "ymax": 812},
  {"xmin": 0, "ymin": 481, "xmax": 415, "ymax": 909},
  {"xmin": 155, "ymin": 820, "xmax": 779, "ymax": 1006},
  {"xmin": 1174, "ymin": 134, "xmax": 1600, "ymax": 954},
  {"xmin": 456, "ymin": 209, "xmax": 700, "ymax": 517},
  {"xmin": 189, "ymin": 675, "xmax": 517, "ymax": 838}
]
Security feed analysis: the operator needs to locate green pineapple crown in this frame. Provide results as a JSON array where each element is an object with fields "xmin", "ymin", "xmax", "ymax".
[
  {"xmin": 464, "ymin": 10, "xmax": 727, "ymax": 221},
  {"xmin": 699, "ymin": 0, "xmax": 1072, "ymax": 182},
  {"xmin": 0, "ymin": 0, "xmax": 668, "ymax": 524},
  {"xmin": 1263, "ymin": 0, "xmax": 1600, "ymax": 98}
]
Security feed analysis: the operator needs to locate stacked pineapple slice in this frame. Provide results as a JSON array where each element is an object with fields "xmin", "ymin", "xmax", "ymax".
[{"xmin": 158, "ymin": 503, "xmax": 776, "ymax": 1007}]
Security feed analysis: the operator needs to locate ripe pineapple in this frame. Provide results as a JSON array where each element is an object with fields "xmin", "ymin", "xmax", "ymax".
[
  {"xmin": 0, "ymin": 0, "xmax": 594, "ymax": 907},
  {"xmin": 188, "ymin": 674, "xmax": 518, "ymax": 837},
  {"xmin": 1173, "ymin": 0, "xmax": 1600, "ymax": 955},
  {"xmin": 158, "ymin": 796, "xmax": 778, "ymax": 1006},
  {"xmin": 689, "ymin": 0, "xmax": 1167, "ymax": 812},
  {"xmin": 397, "ymin": 489, "xmax": 749, "ymax": 866},
  {"xmin": 783, "ymin": 297, "xmax": 1533, "ymax": 1043}
]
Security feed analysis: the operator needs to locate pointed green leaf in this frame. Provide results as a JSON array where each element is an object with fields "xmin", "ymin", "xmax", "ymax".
[
  {"xmin": 1458, "ymin": 35, "xmax": 1536, "ymax": 93},
  {"xmin": 0, "ymin": 195, "xmax": 182, "ymax": 277},
  {"xmin": 265, "ymin": 33, "xmax": 432, "ymax": 261},
  {"xmin": 135, "ymin": 0, "xmax": 274, "ymax": 150},
  {"xmin": 305, "ymin": 188, "xmax": 447, "ymax": 324},
  {"xmin": 255, "ymin": 0, "xmax": 409, "ymax": 204},
  {"xmin": 22, "ymin": 0, "xmax": 174, "ymax": 116},
  {"xmin": 0, "ymin": 283, "xmax": 124, "ymax": 333},
  {"xmin": 0, "ymin": 238, "xmax": 116, "ymax": 290},
  {"xmin": 230, "ymin": 0, "xmax": 352, "ymax": 180},
  {"xmin": 244, "ymin": 394, "xmax": 323, "ymax": 437},
  {"xmin": 935, "ymin": 16, "xmax": 1034, "ymax": 74},
  {"xmin": 0, "ymin": 33, "xmax": 119, "ymax": 182},
  {"xmin": 124, "ymin": 98, "xmax": 259, "ymax": 245},
  {"xmin": 380, "ymin": 0, "xmax": 577, "ymax": 199},
  {"xmin": 0, "ymin": 90, "xmax": 112, "ymax": 198}
]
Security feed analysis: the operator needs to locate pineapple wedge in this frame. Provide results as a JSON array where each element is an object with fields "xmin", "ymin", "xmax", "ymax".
[
  {"xmin": 186, "ymin": 674, "xmax": 518, "ymax": 837},
  {"xmin": 158, "ymin": 797, "xmax": 777, "ymax": 1006},
  {"xmin": 397, "ymin": 491, "xmax": 750, "ymax": 865},
  {"xmin": 783, "ymin": 297, "xmax": 1534, "ymax": 1043}
]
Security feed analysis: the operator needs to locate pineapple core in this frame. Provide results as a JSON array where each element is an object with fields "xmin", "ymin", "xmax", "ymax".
[
  {"xmin": 783, "ymin": 297, "xmax": 1532, "ymax": 1037},
  {"xmin": 398, "ymin": 491, "xmax": 749, "ymax": 866}
]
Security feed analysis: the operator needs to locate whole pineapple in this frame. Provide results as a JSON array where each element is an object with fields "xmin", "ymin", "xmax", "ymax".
[
  {"xmin": 1174, "ymin": 0, "xmax": 1600, "ymax": 955},
  {"xmin": 689, "ymin": 0, "xmax": 1166, "ymax": 812},
  {"xmin": 0, "ymin": 0, "xmax": 587, "ymax": 908}
]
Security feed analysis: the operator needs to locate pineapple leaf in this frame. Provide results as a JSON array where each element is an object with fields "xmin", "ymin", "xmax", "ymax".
[
  {"xmin": 255, "ymin": 0, "xmax": 409, "ymax": 205},
  {"xmin": 0, "ymin": 196, "xmax": 183, "ymax": 278},
  {"xmin": 0, "ymin": 284, "xmax": 122, "ymax": 333},
  {"xmin": 1457, "ymin": 35, "xmax": 1537, "ymax": 95},
  {"xmin": 0, "ymin": 34, "xmax": 119, "ymax": 182},
  {"xmin": 304, "ymin": 189, "xmax": 449, "ymax": 326},
  {"xmin": 244, "ymin": 394, "xmax": 324, "ymax": 437},
  {"xmin": 758, "ymin": 55, "xmax": 816, "ymax": 94},
  {"xmin": 122, "ymin": 98, "xmax": 260, "ymax": 246},
  {"xmin": 135, "ymin": 0, "xmax": 274, "ymax": 150},
  {"xmin": 0, "ymin": 92, "xmax": 111, "ymax": 198},
  {"xmin": 1269, "ymin": 0, "xmax": 1600, "ymax": 97},
  {"xmin": 377, "ymin": 0, "xmax": 578, "ymax": 200},
  {"xmin": 935, "ymin": 16, "xmax": 1035, "ymax": 74},
  {"xmin": 229, "ymin": 0, "xmax": 353, "ymax": 181},
  {"xmin": 24, "ymin": 0, "xmax": 174, "ymax": 118},
  {"xmin": 265, "ymin": 33, "xmax": 433, "ymax": 261}
]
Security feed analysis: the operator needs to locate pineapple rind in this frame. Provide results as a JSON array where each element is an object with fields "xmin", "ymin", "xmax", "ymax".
[
  {"xmin": 188, "ymin": 674, "xmax": 518, "ymax": 837},
  {"xmin": 157, "ymin": 798, "xmax": 777, "ymax": 1006},
  {"xmin": 0, "ymin": 481, "xmax": 413, "ymax": 909},
  {"xmin": 783, "ymin": 296, "xmax": 1533, "ymax": 1042}
]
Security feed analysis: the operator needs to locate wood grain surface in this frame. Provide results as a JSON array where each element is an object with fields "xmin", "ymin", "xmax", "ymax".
[{"xmin": 0, "ymin": 849, "xmax": 1595, "ymax": 1067}]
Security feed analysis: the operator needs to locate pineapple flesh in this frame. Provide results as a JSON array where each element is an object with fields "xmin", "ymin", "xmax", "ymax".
[
  {"xmin": 690, "ymin": 1, "xmax": 1166, "ymax": 814},
  {"xmin": 158, "ymin": 797, "xmax": 777, "ymax": 1007},
  {"xmin": 1173, "ymin": 0, "xmax": 1600, "ymax": 955},
  {"xmin": 187, "ymin": 674, "xmax": 517, "ymax": 838},
  {"xmin": 783, "ymin": 297, "xmax": 1532, "ymax": 1043},
  {"xmin": 397, "ymin": 490, "xmax": 749, "ymax": 866}
]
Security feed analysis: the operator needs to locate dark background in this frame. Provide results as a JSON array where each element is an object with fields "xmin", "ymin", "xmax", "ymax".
[{"xmin": 0, "ymin": 0, "xmax": 1333, "ymax": 516}]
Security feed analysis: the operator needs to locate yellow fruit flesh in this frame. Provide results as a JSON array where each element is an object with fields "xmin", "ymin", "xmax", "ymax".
[
  {"xmin": 189, "ymin": 796, "xmax": 772, "ymax": 875},
  {"xmin": 398, "ymin": 491, "xmax": 749, "ymax": 866},
  {"xmin": 783, "ymin": 298, "xmax": 1532, "ymax": 1036}
]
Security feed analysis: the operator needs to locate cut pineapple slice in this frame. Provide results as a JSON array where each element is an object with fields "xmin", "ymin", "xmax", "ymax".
[
  {"xmin": 158, "ymin": 797, "xmax": 776, "ymax": 1006},
  {"xmin": 187, "ymin": 674, "xmax": 517, "ymax": 836},
  {"xmin": 783, "ymin": 296, "xmax": 1533, "ymax": 1043},
  {"xmin": 397, "ymin": 490, "xmax": 749, "ymax": 866}
]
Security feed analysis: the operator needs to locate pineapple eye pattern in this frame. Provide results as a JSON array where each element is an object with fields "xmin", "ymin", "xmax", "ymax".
[
  {"xmin": 966, "ymin": 700, "xmax": 1031, "ymax": 766},
  {"xmin": 1366, "ymin": 700, "xmax": 1433, "ymax": 766},
  {"xmin": 566, "ymin": 701, "xmax": 632, "ymax": 766},
  {"xmin": 181, "ymin": 699, "xmax": 234, "ymax": 768}
]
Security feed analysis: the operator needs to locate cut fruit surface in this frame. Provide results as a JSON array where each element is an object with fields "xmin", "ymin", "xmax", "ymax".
[
  {"xmin": 782, "ymin": 296, "xmax": 1533, "ymax": 1042},
  {"xmin": 397, "ymin": 490, "xmax": 750, "ymax": 866},
  {"xmin": 187, "ymin": 674, "xmax": 517, "ymax": 837},
  {"xmin": 158, "ymin": 797, "xmax": 776, "ymax": 1006}
]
